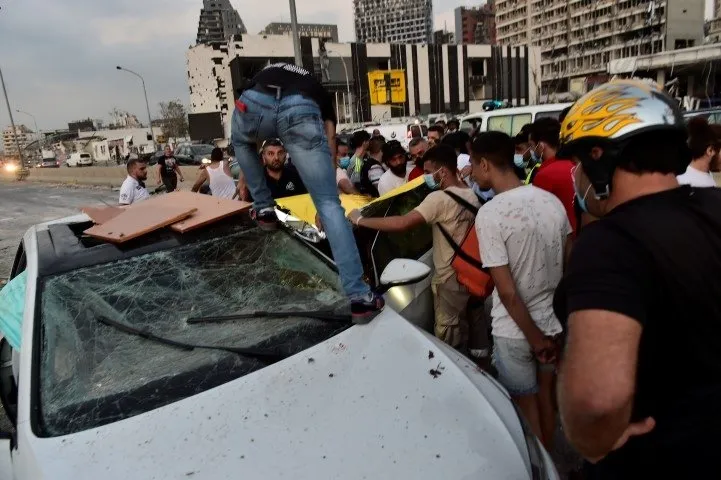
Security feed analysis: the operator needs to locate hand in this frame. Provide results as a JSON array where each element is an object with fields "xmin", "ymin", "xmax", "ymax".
[
  {"xmin": 347, "ymin": 209, "xmax": 362, "ymax": 225},
  {"xmin": 315, "ymin": 213, "xmax": 324, "ymax": 232},
  {"xmin": 588, "ymin": 418, "xmax": 656, "ymax": 464},
  {"xmin": 460, "ymin": 165, "xmax": 472, "ymax": 178},
  {"xmin": 531, "ymin": 336, "xmax": 559, "ymax": 364}
]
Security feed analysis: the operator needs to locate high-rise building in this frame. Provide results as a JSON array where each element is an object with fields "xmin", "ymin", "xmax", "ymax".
[
  {"xmin": 433, "ymin": 30, "xmax": 455, "ymax": 44},
  {"xmin": 454, "ymin": 3, "xmax": 496, "ymax": 45},
  {"xmin": 708, "ymin": 0, "xmax": 721, "ymax": 42},
  {"xmin": 262, "ymin": 23, "xmax": 339, "ymax": 42},
  {"xmin": 354, "ymin": 0, "xmax": 433, "ymax": 44},
  {"xmin": 495, "ymin": 0, "xmax": 705, "ymax": 96},
  {"xmin": 2, "ymin": 125, "xmax": 32, "ymax": 155},
  {"xmin": 196, "ymin": 0, "xmax": 246, "ymax": 45}
]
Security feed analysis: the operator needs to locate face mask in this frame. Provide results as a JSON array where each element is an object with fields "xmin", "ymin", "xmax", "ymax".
[
  {"xmin": 424, "ymin": 170, "xmax": 441, "ymax": 190},
  {"xmin": 339, "ymin": 156, "xmax": 351, "ymax": 169},
  {"xmin": 513, "ymin": 153, "xmax": 525, "ymax": 168},
  {"xmin": 575, "ymin": 183, "xmax": 593, "ymax": 213}
]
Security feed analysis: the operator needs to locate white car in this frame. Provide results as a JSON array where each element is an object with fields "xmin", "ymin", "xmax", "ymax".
[
  {"xmin": 0, "ymin": 212, "xmax": 559, "ymax": 480},
  {"xmin": 65, "ymin": 152, "xmax": 93, "ymax": 167}
]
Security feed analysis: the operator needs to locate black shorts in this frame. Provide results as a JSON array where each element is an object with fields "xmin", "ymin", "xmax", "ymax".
[{"xmin": 162, "ymin": 176, "xmax": 178, "ymax": 192}]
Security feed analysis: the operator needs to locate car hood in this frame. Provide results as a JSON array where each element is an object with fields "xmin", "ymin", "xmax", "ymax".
[{"xmin": 25, "ymin": 309, "xmax": 531, "ymax": 479}]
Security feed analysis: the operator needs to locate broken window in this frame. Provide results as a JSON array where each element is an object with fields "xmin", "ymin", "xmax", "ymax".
[{"xmin": 36, "ymin": 226, "xmax": 348, "ymax": 437}]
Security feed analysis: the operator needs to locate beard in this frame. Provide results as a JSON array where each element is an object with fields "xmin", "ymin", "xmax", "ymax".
[
  {"xmin": 266, "ymin": 162, "xmax": 284, "ymax": 172},
  {"xmin": 389, "ymin": 164, "xmax": 407, "ymax": 177}
]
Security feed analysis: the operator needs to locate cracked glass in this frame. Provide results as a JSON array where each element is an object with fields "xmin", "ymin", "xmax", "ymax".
[{"xmin": 37, "ymin": 225, "xmax": 348, "ymax": 437}]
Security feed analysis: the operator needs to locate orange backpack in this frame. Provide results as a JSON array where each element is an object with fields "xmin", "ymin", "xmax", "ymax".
[{"xmin": 437, "ymin": 191, "xmax": 495, "ymax": 298}]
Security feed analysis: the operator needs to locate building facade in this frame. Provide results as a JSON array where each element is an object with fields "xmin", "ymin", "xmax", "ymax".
[
  {"xmin": 708, "ymin": 0, "xmax": 721, "ymax": 42},
  {"xmin": 454, "ymin": 3, "xmax": 496, "ymax": 45},
  {"xmin": 433, "ymin": 30, "xmax": 455, "ymax": 44},
  {"xmin": 186, "ymin": 35, "xmax": 541, "ymax": 139},
  {"xmin": 354, "ymin": 0, "xmax": 433, "ymax": 44},
  {"xmin": 2, "ymin": 125, "xmax": 32, "ymax": 155},
  {"xmin": 262, "ymin": 23, "xmax": 339, "ymax": 42},
  {"xmin": 196, "ymin": 0, "xmax": 247, "ymax": 45},
  {"xmin": 495, "ymin": 0, "xmax": 705, "ymax": 97}
]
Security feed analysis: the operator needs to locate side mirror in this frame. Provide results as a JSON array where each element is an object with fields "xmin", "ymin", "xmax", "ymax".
[{"xmin": 377, "ymin": 259, "xmax": 431, "ymax": 293}]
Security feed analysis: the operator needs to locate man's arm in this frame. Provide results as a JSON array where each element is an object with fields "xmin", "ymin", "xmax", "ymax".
[
  {"xmin": 191, "ymin": 170, "xmax": 208, "ymax": 193},
  {"xmin": 324, "ymin": 120, "xmax": 336, "ymax": 167},
  {"xmin": 559, "ymin": 309, "xmax": 644, "ymax": 461},
  {"xmin": 156, "ymin": 164, "xmax": 163, "ymax": 185},
  {"xmin": 348, "ymin": 210, "xmax": 426, "ymax": 233},
  {"xmin": 489, "ymin": 265, "xmax": 556, "ymax": 361},
  {"xmin": 174, "ymin": 162, "xmax": 185, "ymax": 182},
  {"xmin": 338, "ymin": 177, "xmax": 357, "ymax": 195}
]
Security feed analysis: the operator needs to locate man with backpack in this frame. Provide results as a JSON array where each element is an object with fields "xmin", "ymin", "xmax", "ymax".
[
  {"xmin": 347, "ymin": 145, "xmax": 482, "ymax": 350},
  {"xmin": 469, "ymin": 131, "xmax": 572, "ymax": 451}
]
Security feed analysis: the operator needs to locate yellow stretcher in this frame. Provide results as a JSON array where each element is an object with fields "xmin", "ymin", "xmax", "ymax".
[{"xmin": 275, "ymin": 177, "xmax": 425, "ymax": 226}]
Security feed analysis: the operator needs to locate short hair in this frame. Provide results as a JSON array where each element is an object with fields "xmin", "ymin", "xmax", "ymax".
[
  {"xmin": 687, "ymin": 116, "xmax": 721, "ymax": 159},
  {"xmin": 514, "ymin": 132, "xmax": 529, "ymax": 147},
  {"xmin": 422, "ymin": 144, "xmax": 458, "ymax": 173},
  {"xmin": 447, "ymin": 119, "xmax": 460, "ymax": 128},
  {"xmin": 261, "ymin": 138, "xmax": 284, "ymax": 152},
  {"xmin": 211, "ymin": 147, "xmax": 223, "ymax": 161},
  {"xmin": 351, "ymin": 130, "xmax": 371, "ymax": 150},
  {"xmin": 368, "ymin": 136, "xmax": 386, "ymax": 155},
  {"xmin": 441, "ymin": 131, "xmax": 470, "ymax": 154},
  {"xmin": 558, "ymin": 106, "xmax": 572, "ymax": 124},
  {"xmin": 382, "ymin": 140, "xmax": 407, "ymax": 163},
  {"xmin": 617, "ymin": 129, "xmax": 690, "ymax": 175},
  {"xmin": 336, "ymin": 138, "xmax": 348, "ymax": 148},
  {"xmin": 471, "ymin": 131, "xmax": 515, "ymax": 170},
  {"xmin": 517, "ymin": 123, "xmax": 532, "ymax": 142},
  {"xmin": 530, "ymin": 118, "xmax": 561, "ymax": 148},
  {"xmin": 408, "ymin": 137, "xmax": 427, "ymax": 150},
  {"xmin": 126, "ymin": 158, "xmax": 145, "ymax": 173},
  {"xmin": 427, "ymin": 125, "xmax": 445, "ymax": 137}
]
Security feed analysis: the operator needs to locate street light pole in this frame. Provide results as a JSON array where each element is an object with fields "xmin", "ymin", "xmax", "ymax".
[
  {"xmin": 116, "ymin": 66, "xmax": 156, "ymax": 150},
  {"xmin": 0, "ymin": 65, "xmax": 24, "ymax": 166},
  {"xmin": 288, "ymin": 0, "xmax": 303, "ymax": 67},
  {"xmin": 16, "ymin": 109, "xmax": 41, "ymax": 159}
]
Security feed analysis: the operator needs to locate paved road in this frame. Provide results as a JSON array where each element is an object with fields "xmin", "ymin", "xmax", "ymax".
[{"xmin": 0, "ymin": 182, "xmax": 116, "ymax": 278}]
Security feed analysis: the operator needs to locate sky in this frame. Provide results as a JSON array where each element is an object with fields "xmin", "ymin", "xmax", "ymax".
[{"xmin": 0, "ymin": 0, "xmax": 714, "ymax": 132}]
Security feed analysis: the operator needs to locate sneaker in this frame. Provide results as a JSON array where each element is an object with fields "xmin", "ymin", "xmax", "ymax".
[
  {"xmin": 251, "ymin": 207, "xmax": 278, "ymax": 231},
  {"xmin": 351, "ymin": 292, "xmax": 385, "ymax": 324}
]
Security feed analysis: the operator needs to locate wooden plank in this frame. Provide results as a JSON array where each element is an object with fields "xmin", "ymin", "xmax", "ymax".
[
  {"xmin": 166, "ymin": 191, "xmax": 251, "ymax": 233},
  {"xmin": 81, "ymin": 206, "xmax": 124, "ymax": 225},
  {"xmin": 84, "ymin": 205, "xmax": 196, "ymax": 243}
]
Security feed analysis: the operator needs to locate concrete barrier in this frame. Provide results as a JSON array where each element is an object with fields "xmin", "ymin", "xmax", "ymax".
[{"xmin": 0, "ymin": 165, "xmax": 204, "ymax": 188}]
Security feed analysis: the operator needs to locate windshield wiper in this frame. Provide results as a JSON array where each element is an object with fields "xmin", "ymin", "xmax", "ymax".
[
  {"xmin": 186, "ymin": 309, "xmax": 352, "ymax": 325},
  {"xmin": 96, "ymin": 315, "xmax": 287, "ymax": 363}
]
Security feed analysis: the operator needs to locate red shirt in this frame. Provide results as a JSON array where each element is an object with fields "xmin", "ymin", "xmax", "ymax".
[
  {"xmin": 408, "ymin": 166, "xmax": 424, "ymax": 181},
  {"xmin": 532, "ymin": 157, "xmax": 577, "ymax": 233}
]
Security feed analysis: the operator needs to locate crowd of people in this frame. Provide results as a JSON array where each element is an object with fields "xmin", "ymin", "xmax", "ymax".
[{"xmin": 114, "ymin": 62, "xmax": 721, "ymax": 478}]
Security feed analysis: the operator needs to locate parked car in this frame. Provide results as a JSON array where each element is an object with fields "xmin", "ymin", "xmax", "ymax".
[
  {"xmin": 35, "ymin": 158, "xmax": 60, "ymax": 168},
  {"xmin": 173, "ymin": 144, "xmax": 215, "ymax": 165},
  {"xmin": 65, "ymin": 152, "xmax": 93, "ymax": 167},
  {"xmin": 0, "ymin": 202, "xmax": 558, "ymax": 479}
]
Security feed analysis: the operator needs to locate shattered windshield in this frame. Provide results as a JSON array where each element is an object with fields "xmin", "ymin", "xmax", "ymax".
[{"xmin": 37, "ymin": 226, "xmax": 347, "ymax": 437}]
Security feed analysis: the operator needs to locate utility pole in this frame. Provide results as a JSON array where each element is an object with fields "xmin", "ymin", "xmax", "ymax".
[
  {"xmin": 0, "ymin": 66, "xmax": 25, "ymax": 167},
  {"xmin": 289, "ymin": 0, "xmax": 303, "ymax": 67}
]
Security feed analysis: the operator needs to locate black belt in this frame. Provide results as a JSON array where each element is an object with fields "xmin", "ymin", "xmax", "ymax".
[{"xmin": 251, "ymin": 83, "xmax": 301, "ymax": 100}]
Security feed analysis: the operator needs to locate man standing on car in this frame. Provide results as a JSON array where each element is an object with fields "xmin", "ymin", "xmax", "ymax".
[
  {"xmin": 119, "ymin": 159, "xmax": 150, "ymax": 205},
  {"xmin": 231, "ymin": 62, "xmax": 384, "ymax": 321},
  {"xmin": 156, "ymin": 145, "xmax": 184, "ymax": 192},
  {"xmin": 348, "ymin": 145, "xmax": 481, "ymax": 350}
]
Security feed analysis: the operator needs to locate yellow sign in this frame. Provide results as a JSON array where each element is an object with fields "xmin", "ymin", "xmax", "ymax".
[{"xmin": 368, "ymin": 70, "xmax": 406, "ymax": 105}]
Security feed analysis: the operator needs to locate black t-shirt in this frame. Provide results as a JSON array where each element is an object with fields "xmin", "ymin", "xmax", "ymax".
[
  {"xmin": 158, "ymin": 156, "xmax": 178, "ymax": 178},
  {"xmin": 554, "ymin": 186, "xmax": 721, "ymax": 478},
  {"xmin": 265, "ymin": 165, "xmax": 307, "ymax": 199},
  {"xmin": 252, "ymin": 63, "xmax": 337, "ymax": 124}
]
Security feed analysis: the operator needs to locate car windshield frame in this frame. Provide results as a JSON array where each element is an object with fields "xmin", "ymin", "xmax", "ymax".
[{"xmin": 31, "ymin": 221, "xmax": 350, "ymax": 438}]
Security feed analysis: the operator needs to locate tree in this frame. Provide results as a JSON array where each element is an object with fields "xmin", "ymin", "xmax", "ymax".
[{"xmin": 159, "ymin": 99, "xmax": 189, "ymax": 142}]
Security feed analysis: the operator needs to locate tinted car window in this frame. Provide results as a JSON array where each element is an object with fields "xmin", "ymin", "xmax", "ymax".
[
  {"xmin": 535, "ymin": 110, "xmax": 562, "ymax": 121},
  {"xmin": 487, "ymin": 113, "xmax": 532, "ymax": 136}
]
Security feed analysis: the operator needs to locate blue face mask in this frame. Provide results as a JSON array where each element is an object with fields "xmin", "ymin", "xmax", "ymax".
[
  {"xmin": 339, "ymin": 156, "xmax": 351, "ymax": 169},
  {"xmin": 424, "ymin": 173, "xmax": 440, "ymax": 190},
  {"xmin": 574, "ymin": 183, "xmax": 593, "ymax": 214},
  {"xmin": 530, "ymin": 150, "xmax": 541, "ymax": 165},
  {"xmin": 513, "ymin": 153, "xmax": 525, "ymax": 168}
]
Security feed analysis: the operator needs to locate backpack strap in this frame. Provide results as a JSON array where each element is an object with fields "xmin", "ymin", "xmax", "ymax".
[
  {"xmin": 444, "ymin": 189, "xmax": 482, "ymax": 213},
  {"xmin": 437, "ymin": 223, "xmax": 488, "ymax": 272}
]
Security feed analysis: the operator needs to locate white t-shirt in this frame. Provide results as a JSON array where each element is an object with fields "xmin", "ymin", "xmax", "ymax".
[
  {"xmin": 119, "ymin": 175, "xmax": 150, "ymax": 205},
  {"xmin": 377, "ymin": 165, "xmax": 412, "ymax": 196},
  {"xmin": 475, "ymin": 185, "xmax": 571, "ymax": 339},
  {"xmin": 677, "ymin": 165, "xmax": 716, "ymax": 188},
  {"xmin": 336, "ymin": 167, "xmax": 350, "ymax": 187}
]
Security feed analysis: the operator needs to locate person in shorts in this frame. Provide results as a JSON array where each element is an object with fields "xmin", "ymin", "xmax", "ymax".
[{"xmin": 470, "ymin": 131, "xmax": 572, "ymax": 449}]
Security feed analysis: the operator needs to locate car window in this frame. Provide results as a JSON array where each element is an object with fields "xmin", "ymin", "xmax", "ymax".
[
  {"xmin": 361, "ymin": 187, "xmax": 433, "ymax": 283},
  {"xmin": 191, "ymin": 145, "xmax": 215, "ymax": 157},
  {"xmin": 35, "ymin": 226, "xmax": 348, "ymax": 437},
  {"xmin": 535, "ymin": 110, "xmax": 562, "ymax": 121},
  {"xmin": 487, "ymin": 114, "xmax": 532, "ymax": 136}
]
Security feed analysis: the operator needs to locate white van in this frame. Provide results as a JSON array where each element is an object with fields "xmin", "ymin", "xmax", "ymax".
[
  {"xmin": 66, "ymin": 153, "xmax": 93, "ymax": 167},
  {"xmin": 460, "ymin": 103, "xmax": 572, "ymax": 137},
  {"xmin": 363, "ymin": 123, "xmax": 428, "ymax": 148}
]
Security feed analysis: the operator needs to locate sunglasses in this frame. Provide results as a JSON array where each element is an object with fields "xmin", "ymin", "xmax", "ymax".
[{"xmin": 261, "ymin": 138, "xmax": 284, "ymax": 150}]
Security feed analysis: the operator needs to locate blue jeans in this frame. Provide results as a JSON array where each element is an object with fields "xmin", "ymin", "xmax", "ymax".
[{"xmin": 231, "ymin": 88, "xmax": 370, "ymax": 300}]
